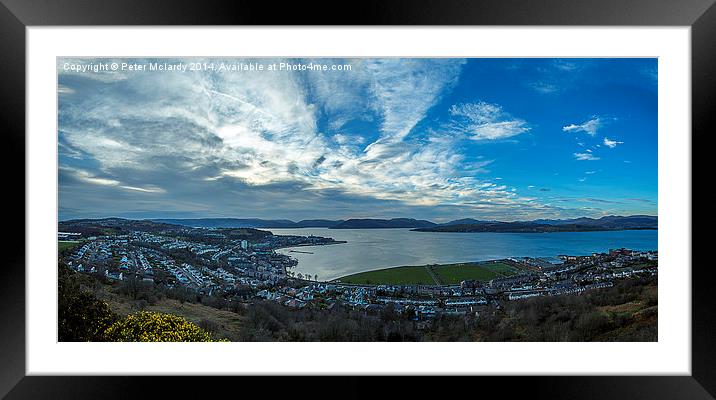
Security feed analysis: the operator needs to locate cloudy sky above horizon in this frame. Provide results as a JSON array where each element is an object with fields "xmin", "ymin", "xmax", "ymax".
[{"xmin": 58, "ymin": 58, "xmax": 657, "ymax": 222}]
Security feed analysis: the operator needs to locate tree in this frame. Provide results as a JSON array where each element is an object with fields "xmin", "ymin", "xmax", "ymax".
[{"xmin": 58, "ymin": 263, "xmax": 118, "ymax": 341}]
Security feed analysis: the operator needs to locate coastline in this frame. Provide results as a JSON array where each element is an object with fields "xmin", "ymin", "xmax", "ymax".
[
  {"xmin": 269, "ymin": 228, "xmax": 657, "ymax": 282},
  {"xmin": 272, "ymin": 240, "xmax": 347, "ymax": 252},
  {"xmin": 411, "ymin": 227, "xmax": 658, "ymax": 233}
]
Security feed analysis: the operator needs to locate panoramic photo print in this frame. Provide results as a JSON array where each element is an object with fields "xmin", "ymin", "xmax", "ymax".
[{"xmin": 57, "ymin": 57, "xmax": 658, "ymax": 342}]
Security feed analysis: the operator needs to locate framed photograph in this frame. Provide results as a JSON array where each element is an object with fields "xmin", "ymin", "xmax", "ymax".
[{"xmin": 3, "ymin": 0, "xmax": 714, "ymax": 397}]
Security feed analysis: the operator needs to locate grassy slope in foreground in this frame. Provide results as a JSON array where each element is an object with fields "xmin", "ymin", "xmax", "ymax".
[{"xmin": 336, "ymin": 261, "xmax": 517, "ymax": 285}]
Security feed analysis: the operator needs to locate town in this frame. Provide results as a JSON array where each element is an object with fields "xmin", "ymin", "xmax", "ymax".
[{"xmin": 59, "ymin": 219, "xmax": 658, "ymax": 322}]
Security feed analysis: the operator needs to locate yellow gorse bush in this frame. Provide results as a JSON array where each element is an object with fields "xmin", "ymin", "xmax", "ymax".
[{"xmin": 104, "ymin": 311, "xmax": 226, "ymax": 342}]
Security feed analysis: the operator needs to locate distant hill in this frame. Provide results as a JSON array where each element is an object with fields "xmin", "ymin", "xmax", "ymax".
[
  {"xmin": 67, "ymin": 214, "xmax": 656, "ymax": 233},
  {"xmin": 441, "ymin": 218, "xmax": 494, "ymax": 226},
  {"xmin": 331, "ymin": 218, "xmax": 437, "ymax": 229},
  {"xmin": 294, "ymin": 219, "xmax": 345, "ymax": 228},
  {"xmin": 59, "ymin": 217, "xmax": 272, "ymax": 241},
  {"xmin": 531, "ymin": 215, "xmax": 658, "ymax": 229},
  {"xmin": 154, "ymin": 217, "xmax": 439, "ymax": 229},
  {"xmin": 152, "ymin": 218, "xmax": 344, "ymax": 229},
  {"xmin": 585, "ymin": 215, "xmax": 658, "ymax": 229},
  {"xmin": 59, "ymin": 217, "xmax": 186, "ymax": 236},
  {"xmin": 414, "ymin": 215, "xmax": 657, "ymax": 233}
]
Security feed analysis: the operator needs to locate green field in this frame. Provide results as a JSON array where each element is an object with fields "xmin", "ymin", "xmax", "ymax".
[
  {"xmin": 336, "ymin": 260, "xmax": 518, "ymax": 286},
  {"xmin": 433, "ymin": 263, "xmax": 499, "ymax": 284},
  {"xmin": 479, "ymin": 261, "xmax": 521, "ymax": 276},
  {"xmin": 335, "ymin": 265, "xmax": 435, "ymax": 285},
  {"xmin": 58, "ymin": 241, "xmax": 80, "ymax": 252}
]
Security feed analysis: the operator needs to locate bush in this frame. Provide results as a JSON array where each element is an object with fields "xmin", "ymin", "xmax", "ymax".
[
  {"xmin": 59, "ymin": 264, "xmax": 118, "ymax": 341},
  {"xmin": 135, "ymin": 299, "xmax": 149, "ymax": 311},
  {"xmin": 59, "ymin": 290, "xmax": 118, "ymax": 341},
  {"xmin": 198, "ymin": 318, "xmax": 221, "ymax": 334},
  {"xmin": 574, "ymin": 311, "xmax": 612, "ymax": 340},
  {"xmin": 104, "ymin": 311, "xmax": 223, "ymax": 342}
]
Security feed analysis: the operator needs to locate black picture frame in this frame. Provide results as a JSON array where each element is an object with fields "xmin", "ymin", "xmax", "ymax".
[{"xmin": 1, "ymin": 0, "xmax": 713, "ymax": 398}]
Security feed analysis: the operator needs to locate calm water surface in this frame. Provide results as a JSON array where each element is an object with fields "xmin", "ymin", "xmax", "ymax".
[{"xmin": 268, "ymin": 228, "xmax": 658, "ymax": 281}]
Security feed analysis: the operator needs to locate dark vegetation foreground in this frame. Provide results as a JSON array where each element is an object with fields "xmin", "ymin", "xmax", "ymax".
[{"xmin": 59, "ymin": 263, "xmax": 657, "ymax": 342}]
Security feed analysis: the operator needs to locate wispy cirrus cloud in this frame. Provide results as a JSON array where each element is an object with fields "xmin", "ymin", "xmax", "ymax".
[
  {"xmin": 574, "ymin": 152, "xmax": 600, "ymax": 161},
  {"xmin": 366, "ymin": 59, "xmax": 464, "ymax": 140},
  {"xmin": 447, "ymin": 101, "xmax": 530, "ymax": 141},
  {"xmin": 58, "ymin": 84, "xmax": 75, "ymax": 95},
  {"xmin": 563, "ymin": 117, "xmax": 601, "ymax": 136},
  {"xmin": 58, "ymin": 58, "xmax": 553, "ymax": 219},
  {"xmin": 62, "ymin": 167, "xmax": 120, "ymax": 186},
  {"xmin": 61, "ymin": 166, "xmax": 165, "ymax": 193},
  {"xmin": 603, "ymin": 137, "xmax": 624, "ymax": 148},
  {"xmin": 529, "ymin": 81, "xmax": 558, "ymax": 94}
]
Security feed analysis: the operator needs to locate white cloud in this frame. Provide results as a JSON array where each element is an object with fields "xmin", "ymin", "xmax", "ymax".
[
  {"xmin": 574, "ymin": 152, "xmax": 600, "ymax": 161},
  {"xmin": 448, "ymin": 101, "xmax": 530, "ymax": 140},
  {"xmin": 603, "ymin": 137, "xmax": 624, "ymax": 148},
  {"xmin": 529, "ymin": 81, "xmax": 558, "ymax": 94},
  {"xmin": 62, "ymin": 166, "xmax": 165, "ymax": 194},
  {"xmin": 553, "ymin": 60, "xmax": 579, "ymax": 71},
  {"xmin": 58, "ymin": 85, "xmax": 75, "ymax": 95},
  {"xmin": 66, "ymin": 167, "xmax": 120, "ymax": 186},
  {"xmin": 120, "ymin": 185, "xmax": 166, "ymax": 193},
  {"xmin": 563, "ymin": 117, "xmax": 601, "ymax": 136},
  {"xmin": 58, "ymin": 58, "xmax": 565, "ymax": 218},
  {"xmin": 331, "ymin": 133, "xmax": 365, "ymax": 146},
  {"xmin": 366, "ymin": 59, "xmax": 464, "ymax": 140},
  {"xmin": 361, "ymin": 59, "xmax": 465, "ymax": 162}
]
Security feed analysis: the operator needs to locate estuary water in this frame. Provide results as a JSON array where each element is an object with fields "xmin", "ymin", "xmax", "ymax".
[{"xmin": 268, "ymin": 228, "xmax": 658, "ymax": 281}]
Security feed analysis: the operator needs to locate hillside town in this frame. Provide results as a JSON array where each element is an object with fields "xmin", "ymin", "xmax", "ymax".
[{"xmin": 59, "ymin": 220, "xmax": 658, "ymax": 322}]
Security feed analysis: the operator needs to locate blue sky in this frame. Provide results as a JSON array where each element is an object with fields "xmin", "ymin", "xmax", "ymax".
[{"xmin": 58, "ymin": 58, "xmax": 657, "ymax": 222}]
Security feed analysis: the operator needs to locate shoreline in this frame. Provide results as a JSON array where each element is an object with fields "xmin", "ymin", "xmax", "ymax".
[
  {"xmin": 269, "ymin": 229, "xmax": 657, "ymax": 283},
  {"xmin": 411, "ymin": 227, "xmax": 658, "ymax": 234},
  {"xmin": 272, "ymin": 240, "xmax": 347, "ymax": 252}
]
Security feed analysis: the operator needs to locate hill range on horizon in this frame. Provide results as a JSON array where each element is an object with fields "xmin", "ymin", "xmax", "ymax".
[{"xmin": 109, "ymin": 215, "xmax": 661, "ymax": 232}]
